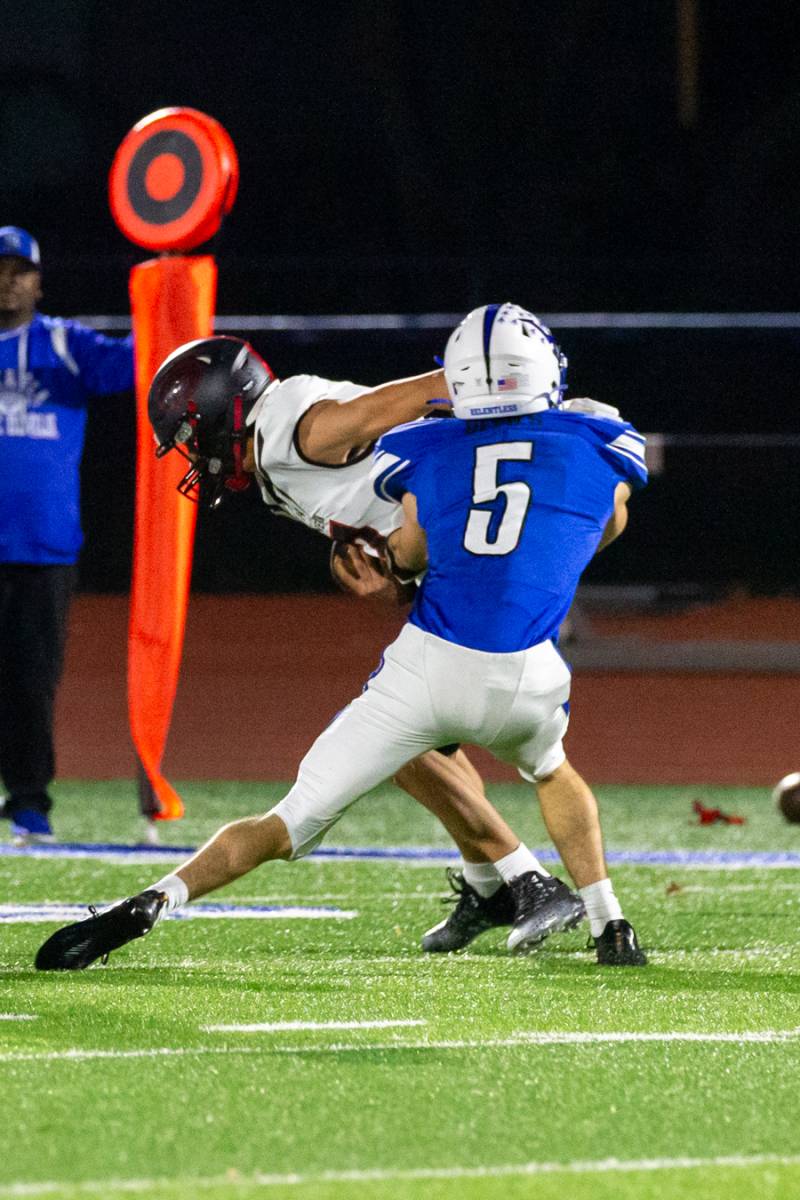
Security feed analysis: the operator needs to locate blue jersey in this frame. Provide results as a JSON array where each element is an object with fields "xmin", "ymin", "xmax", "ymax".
[
  {"xmin": 373, "ymin": 409, "xmax": 647, "ymax": 653},
  {"xmin": 0, "ymin": 314, "xmax": 134, "ymax": 564}
]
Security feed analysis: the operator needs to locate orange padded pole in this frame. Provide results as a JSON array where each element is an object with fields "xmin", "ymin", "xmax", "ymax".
[{"xmin": 128, "ymin": 255, "xmax": 217, "ymax": 819}]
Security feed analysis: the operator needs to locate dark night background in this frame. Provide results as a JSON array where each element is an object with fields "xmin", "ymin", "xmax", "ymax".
[{"xmin": 1, "ymin": 1, "xmax": 798, "ymax": 592}]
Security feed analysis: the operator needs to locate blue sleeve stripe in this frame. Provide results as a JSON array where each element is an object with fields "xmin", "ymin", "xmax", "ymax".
[
  {"xmin": 608, "ymin": 444, "xmax": 647, "ymax": 472},
  {"xmin": 374, "ymin": 458, "xmax": 411, "ymax": 502},
  {"xmin": 610, "ymin": 431, "xmax": 646, "ymax": 453}
]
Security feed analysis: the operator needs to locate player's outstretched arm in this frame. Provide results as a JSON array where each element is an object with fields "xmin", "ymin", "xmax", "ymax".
[
  {"xmin": 297, "ymin": 369, "xmax": 449, "ymax": 465},
  {"xmin": 596, "ymin": 482, "xmax": 632, "ymax": 553}
]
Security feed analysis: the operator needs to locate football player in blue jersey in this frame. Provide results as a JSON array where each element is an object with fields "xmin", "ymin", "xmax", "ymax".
[
  {"xmin": 0, "ymin": 227, "xmax": 134, "ymax": 843},
  {"xmin": 35, "ymin": 304, "xmax": 646, "ymax": 970},
  {"xmin": 373, "ymin": 303, "xmax": 647, "ymax": 963}
]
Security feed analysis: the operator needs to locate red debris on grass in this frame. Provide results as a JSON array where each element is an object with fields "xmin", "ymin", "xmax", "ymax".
[{"xmin": 691, "ymin": 799, "xmax": 746, "ymax": 826}]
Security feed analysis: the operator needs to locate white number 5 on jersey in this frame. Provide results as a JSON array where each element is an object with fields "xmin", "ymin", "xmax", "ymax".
[{"xmin": 463, "ymin": 442, "xmax": 533, "ymax": 556}]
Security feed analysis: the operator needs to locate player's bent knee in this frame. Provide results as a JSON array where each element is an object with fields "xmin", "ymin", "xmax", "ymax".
[
  {"xmin": 217, "ymin": 814, "xmax": 293, "ymax": 872},
  {"xmin": 534, "ymin": 767, "xmax": 563, "ymax": 788},
  {"xmin": 266, "ymin": 802, "xmax": 336, "ymax": 862},
  {"xmin": 253, "ymin": 812, "xmax": 294, "ymax": 861},
  {"xmin": 518, "ymin": 743, "xmax": 567, "ymax": 785}
]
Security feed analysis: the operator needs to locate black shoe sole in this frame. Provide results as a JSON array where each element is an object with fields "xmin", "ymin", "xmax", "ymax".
[
  {"xmin": 35, "ymin": 900, "xmax": 159, "ymax": 971},
  {"xmin": 507, "ymin": 899, "xmax": 585, "ymax": 955}
]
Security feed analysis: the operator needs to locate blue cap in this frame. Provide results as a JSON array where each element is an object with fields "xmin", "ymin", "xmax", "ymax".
[{"xmin": 0, "ymin": 226, "xmax": 41, "ymax": 267}]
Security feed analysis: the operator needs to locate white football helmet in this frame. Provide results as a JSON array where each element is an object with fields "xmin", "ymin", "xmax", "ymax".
[{"xmin": 444, "ymin": 302, "xmax": 567, "ymax": 419}]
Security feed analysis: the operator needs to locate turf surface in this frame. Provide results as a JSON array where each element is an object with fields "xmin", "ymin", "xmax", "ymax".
[{"xmin": 1, "ymin": 781, "xmax": 799, "ymax": 1199}]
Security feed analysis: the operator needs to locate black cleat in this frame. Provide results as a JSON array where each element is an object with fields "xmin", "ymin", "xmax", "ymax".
[
  {"xmin": 421, "ymin": 868, "xmax": 516, "ymax": 952},
  {"xmin": 593, "ymin": 918, "xmax": 647, "ymax": 966},
  {"xmin": 34, "ymin": 889, "xmax": 168, "ymax": 971},
  {"xmin": 506, "ymin": 871, "xmax": 585, "ymax": 954}
]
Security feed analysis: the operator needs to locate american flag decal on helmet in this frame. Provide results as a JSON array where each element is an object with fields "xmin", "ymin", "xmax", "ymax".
[{"xmin": 497, "ymin": 372, "xmax": 529, "ymax": 392}]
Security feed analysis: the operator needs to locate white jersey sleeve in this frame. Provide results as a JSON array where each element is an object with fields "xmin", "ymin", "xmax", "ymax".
[{"xmin": 248, "ymin": 374, "xmax": 404, "ymax": 546}]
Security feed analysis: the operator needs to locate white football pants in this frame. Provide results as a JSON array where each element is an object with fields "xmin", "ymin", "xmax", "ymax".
[{"xmin": 270, "ymin": 622, "xmax": 571, "ymax": 859}]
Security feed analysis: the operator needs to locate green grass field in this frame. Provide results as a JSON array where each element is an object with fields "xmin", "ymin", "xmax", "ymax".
[{"xmin": 2, "ymin": 781, "xmax": 800, "ymax": 1199}]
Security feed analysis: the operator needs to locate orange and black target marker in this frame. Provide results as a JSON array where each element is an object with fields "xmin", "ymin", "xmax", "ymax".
[
  {"xmin": 113, "ymin": 107, "xmax": 238, "ymax": 823},
  {"xmin": 109, "ymin": 107, "xmax": 238, "ymax": 252}
]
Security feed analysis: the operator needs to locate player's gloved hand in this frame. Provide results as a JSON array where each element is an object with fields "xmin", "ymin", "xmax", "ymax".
[
  {"xmin": 330, "ymin": 541, "xmax": 416, "ymax": 606},
  {"xmin": 563, "ymin": 397, "xmax": 622, "ymax": 421}
]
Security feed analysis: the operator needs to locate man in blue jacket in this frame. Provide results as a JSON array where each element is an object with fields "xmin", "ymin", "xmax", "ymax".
[{"xmin": 0, "ymin": 226, "xmax": 134, "ymax": 843}]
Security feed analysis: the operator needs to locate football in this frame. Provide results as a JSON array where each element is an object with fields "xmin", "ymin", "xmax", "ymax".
[{"xmin": 772, "ymin": 773, "xmax": 800, "ymax": 823}]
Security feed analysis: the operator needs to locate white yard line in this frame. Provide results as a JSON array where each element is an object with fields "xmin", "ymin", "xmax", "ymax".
[
  {"xmin": 551, "ymin": 946, "xmax": 800, "ymax": 963},
  {"xmin": 0, "ymin": 904, "xmax": 357, "ymax": 924},
  {"xmin": 3, "ymin": 1153, "xmax": 800, "ymax": 1195},
  {"xmin": 251, "ymin": 1030, "xmax": 800, "ymax": 1053},
  {"xmin": 0, "ymin": 1014, "xmax": 36, "ymax": 1022},
  {"xmin": 0, "ymin": 1047, "xmax": 254, "ymax": 1063},
  {"xmin": 200, "ymin": 1019, "xmax": 426, "ymax": 1033},
  {"xmin": 3, "ymin": 1027, "xmax": 799, "ymax": 1064},
  {"xmin": 647, "ymin": 947, "xmax": 800, "ymax": 962},
  {"xmin": 494, "ymin": 1029, "xmax": 800, "ymax": 1045}
]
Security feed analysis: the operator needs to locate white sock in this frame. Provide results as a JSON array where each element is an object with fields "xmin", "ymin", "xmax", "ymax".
[
  {"xmin": 462, "ymin": 861, "xmax": 503, "ymax": 898},
  {"xmin": 493, "ymin": 843, "xmax": 551, "ymax": 884},
  {"xmin": 150, "ymin": 873, "xmax": 189, "ymax": 915},
  {"xmin": 580, "ymin": 878, "xmax": 624, "ymax": 937}
]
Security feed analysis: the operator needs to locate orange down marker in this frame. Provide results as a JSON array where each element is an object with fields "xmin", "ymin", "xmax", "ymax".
[{"xmin": 109, "ymin": 108, "xmax": 239, "ymax": 821}]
